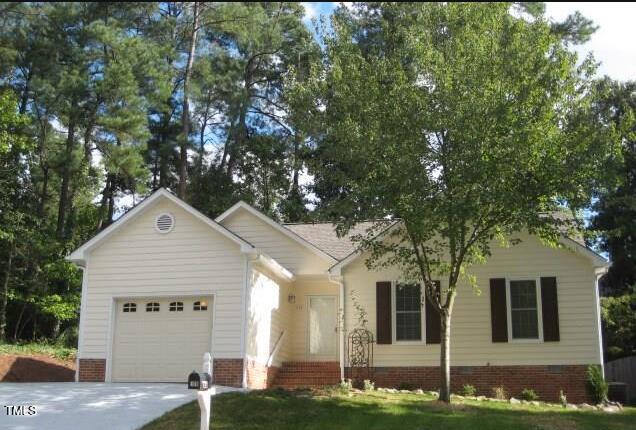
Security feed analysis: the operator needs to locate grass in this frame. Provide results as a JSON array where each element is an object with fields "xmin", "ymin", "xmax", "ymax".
[
  {"xmin": 142, "ymin": 388, "xmax": 636, "ymax": 430},
  {"xmin": 0, "ymin": 341, "xmax": 77, "ymax": 361}
]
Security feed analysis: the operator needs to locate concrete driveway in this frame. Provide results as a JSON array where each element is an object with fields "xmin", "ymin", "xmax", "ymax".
[{"xmin": 0, "ymin": 382, "xmax": 238, "ymax": 430}]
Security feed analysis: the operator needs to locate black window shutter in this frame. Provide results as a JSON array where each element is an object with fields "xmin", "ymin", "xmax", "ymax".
[
  {"xmin": 541, "ymin": 277, "xmax": 560, "ymax": 342},
  {"xmin": 425, "ymin": 281, "xmax": 441, "ymax": 344},
  {"xmin": 376, "ymin": 281, "xmax": 392, "ymax": 344},
  {"xmin": 490, "ymin": 278, "xmax": 508, "ymax": 342}
]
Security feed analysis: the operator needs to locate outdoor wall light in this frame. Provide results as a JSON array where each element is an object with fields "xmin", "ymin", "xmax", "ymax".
[{"xmin": 288, "ymin": 293, "xmax": 296, "ymax": 304}]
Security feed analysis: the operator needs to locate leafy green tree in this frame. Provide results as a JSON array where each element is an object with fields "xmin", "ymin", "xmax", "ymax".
[
  {"xmin": 291, "ymin": 3, "xmax": 618, "ymax": 402},
  {"xmin": 591, "ymin": 80, "xmax": 636, "ymax": 295},
  {"xmin": 601, "ymin": 290, "xmax": 636, "ymax": 360},
  {"xmin": 0, "ymin": 90, "xmax": 32, "ymax": 341}
]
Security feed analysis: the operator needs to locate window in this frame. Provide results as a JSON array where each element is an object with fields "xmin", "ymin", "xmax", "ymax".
[
  {"xmin": 169, "ymin": 301, "xmax": 183, "ymax": 312},
  {"xmin": 122, "ymin": 302, "xmax": 136, "ymax": 313},
  {"xmin": 193, "ymin": 301, "xmax": 208, "ymax": 311},
  {"xmin": 146, "ymin": 302, "xmax": 160, "ymax": 312},
  {"xmin": 508, "ymin": 280, "xmax": 540, "ymax": 340},
  {"xmin": 394, "ymin": 283, "xmax": 422, "ymax": 341}
]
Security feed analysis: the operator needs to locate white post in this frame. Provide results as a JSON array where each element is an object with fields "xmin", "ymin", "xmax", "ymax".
[
  {"xmin": 197, "ymin": 352, "xmax": 215, "ymax": 430},
  {"xmin": 197, "ymin": 390, "xmax": 211, "ymax": 430}
]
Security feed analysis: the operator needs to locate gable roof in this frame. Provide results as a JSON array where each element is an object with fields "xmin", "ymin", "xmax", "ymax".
[
  {"xmin": 215, "ymin": 201, "xmax": 338, "ymax": 263},
  {"xmin": 67, "ymin": 188, "xmax": 254, "ymax": 265},
  {"xmin": 328, "ymin": 221, "xmax": 609, "ymax": 275},
  {"xmin": 283, "ymin": 221, "xmax": 383, "ymax": 260}
]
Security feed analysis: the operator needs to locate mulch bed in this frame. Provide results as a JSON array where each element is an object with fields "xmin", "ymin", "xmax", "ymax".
[{"xmin": 0, "ymin": 354, "xmax": 76, "ymax": 382}]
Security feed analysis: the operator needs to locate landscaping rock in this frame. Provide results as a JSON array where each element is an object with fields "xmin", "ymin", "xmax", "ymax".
[
  {"xmin": 426, "ymin": 391, "xmax": 439, "ymax": 397},
  {"xmin": 530, "ymin": 401, "xmax": 540, "ymax": 406},
  {"xmin": 476, "ymin": 396, "xmax": 486, "ymax": 401},
  {"xmin": 578, "ymin": 403, "xmax": 594, "ymax": 410},
  {"xmin": 509, "ymin": 398, "xmax": 520, "ymax": 404},
  {"xmin": 399, "ymin": 390, "xmax": 411, "ymax": 394},
  {"xmin": 566, "ymin": 404, "xmax": 578, "ymax": 410},
  {"xmin": 602, "ymin": 405, "xmax": 620, "ymax": 413},
  {"xmin": 415, "ymin": 389, "xmax": 424, "ymax": 395}
]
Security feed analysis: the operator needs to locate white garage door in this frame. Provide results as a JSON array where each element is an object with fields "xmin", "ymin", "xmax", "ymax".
[{"xmin": 112, "ymin": 297, "xmax": 213, "ymax": 382}]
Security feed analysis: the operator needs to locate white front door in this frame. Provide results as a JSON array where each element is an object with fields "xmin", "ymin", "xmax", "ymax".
[{"xmin": 308, "ymin": 296, "xmax": 338, "ymax": 360}]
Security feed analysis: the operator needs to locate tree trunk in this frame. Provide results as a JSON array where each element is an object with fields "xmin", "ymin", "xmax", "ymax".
[
  {"xmin": 178, "ymin": 1, "xmax": 200, "ymax": 199},
  {"xmin": 0, "ymin": 242, "xmax": 14, "ymax": 341},
  {"xmin": 57, "ymin": 116, "xmax": 76, "ymax": 238},
  {"xmin": 439, "ymin": 310, "xmax": 452, "ymax": 402}
]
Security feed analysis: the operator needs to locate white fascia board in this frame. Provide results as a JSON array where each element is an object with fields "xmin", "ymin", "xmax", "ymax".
[
  {"xmin": 255, "ymin": 252, "xmax": 295, "ymax": 282},
  {"xmin": 67, "ymin": 188, "xmax": 254, "ymax": 265},
  {"xmin": 558, "ymin": 236, "xmax": 609, "ymax": 269},
  {"xmin": 216, "ymin": 201, "xmax": 338, "ymax": 263}
]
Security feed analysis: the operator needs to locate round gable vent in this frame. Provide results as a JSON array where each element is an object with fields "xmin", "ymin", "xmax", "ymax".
[{"xmin": 155, "ymin": 213, "xmax": 175, "ymax": 233}]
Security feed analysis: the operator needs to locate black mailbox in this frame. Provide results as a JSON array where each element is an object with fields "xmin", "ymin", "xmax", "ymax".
[{"xmin": 188, "ymin": 370, "xmax": 212, "ymax": 390}]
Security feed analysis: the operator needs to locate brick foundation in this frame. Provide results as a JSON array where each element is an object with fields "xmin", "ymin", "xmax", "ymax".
[
  {"xmin": 245, "ymin": 359, "xmax": 279, "ymax": 389},
  {"xmin": 213, "ymin": 358, "xmax": 244, "ymax": 388},
  {"xmin": 352, "ymin": 364, "xmax": 590, "ymax": 403},
  {"xmin": 78, "ymin": 359, "xmax": 106, "ymax": 382}
]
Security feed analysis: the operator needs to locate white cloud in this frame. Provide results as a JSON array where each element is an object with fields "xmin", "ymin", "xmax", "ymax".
[
  {"xmin": 545, "ymin": 2, "xmax": 636, "ymax": 81},
  {"xmin": 301, "ymin": 2, "xmax": 318, "ymax": 20}
]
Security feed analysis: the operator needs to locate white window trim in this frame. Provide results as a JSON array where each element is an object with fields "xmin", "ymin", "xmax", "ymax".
[
  {"xmin": 391, "ymin": 281, "xmax": 426, "ymax": 345},
  {"xmin": 505, "ymin": 277, "xmax": 544, "ymax": 343}
]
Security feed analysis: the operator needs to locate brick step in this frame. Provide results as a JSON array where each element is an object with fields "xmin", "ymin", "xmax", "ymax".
[
  {"xmin": 278, "ymin": 370, "xmax": 340, "ymax": 376},
  {"xmin": 272, "ymin": 361, "xmax": 341, "ymax": 388},
  {"xmin": 280, "ymin": 362, "xmax": 340, "ymax": 369}
]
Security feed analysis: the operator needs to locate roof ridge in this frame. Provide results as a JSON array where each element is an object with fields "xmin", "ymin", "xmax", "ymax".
[{"xmin": 283, "ymin": 219, "xmax": 391, "ymax": 226}]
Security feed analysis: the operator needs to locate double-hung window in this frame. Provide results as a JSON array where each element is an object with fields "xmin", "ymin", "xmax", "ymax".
[
  {"xmin": 394, "ymin": 283, "xmax": 422, "ymax": 342},
  {"xmin": 508, "ymin": 280, "xmax": 541, "ymax": 340}
]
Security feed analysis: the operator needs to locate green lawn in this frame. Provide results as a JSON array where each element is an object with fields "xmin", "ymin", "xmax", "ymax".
[
  {"xmin": 141, "ymin": 388, "xmax": 635, "ymax": 430},
  {"xmin": 0, "ymin": 342, "xmax": 77, "ymax": 362}
]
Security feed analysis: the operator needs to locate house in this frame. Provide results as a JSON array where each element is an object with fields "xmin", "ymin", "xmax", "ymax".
[{"xmin": 67, "ymin": 188, "xmax": 608, "ymax": 402}]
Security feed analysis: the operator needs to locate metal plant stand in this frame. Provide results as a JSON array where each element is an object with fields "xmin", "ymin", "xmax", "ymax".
[{"xmin": 346, "ymin": 328, "xmax": 374, "ymax": 386}]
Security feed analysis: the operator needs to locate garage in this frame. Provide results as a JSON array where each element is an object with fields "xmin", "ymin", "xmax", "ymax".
[{"xmin": 111, "ymin": 296, "xmax": 213, "ymax": 382}]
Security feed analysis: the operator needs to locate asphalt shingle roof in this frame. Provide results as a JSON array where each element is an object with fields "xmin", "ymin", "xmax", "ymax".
[{"xmin": 283, "ymin": 221, "xmax": 382, "ymax": 260}]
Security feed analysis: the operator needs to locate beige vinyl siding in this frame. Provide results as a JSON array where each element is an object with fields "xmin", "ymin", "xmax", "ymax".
[
  {"xmin": 220, "ymin": 209, "xmax": 332, "ymax": 275},
  {"xmin": 343, "ymin": 233, "xmax": 602, "ymax": 366},
  {"xmin": 246, "ymin": 267, "xmax": 292, "ymax": 367},
  {"xmin": 288, "ymin": 276, "xmax": 340, "ymax": 361},
  {"xmin": 81, "ymin": 198, "xmax": 246, "ymax": 361}
]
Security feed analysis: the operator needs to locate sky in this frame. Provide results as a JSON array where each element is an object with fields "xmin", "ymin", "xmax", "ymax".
[{"xmin": 301, "ymin": 2, "xmax": 636, "ymax": 82}]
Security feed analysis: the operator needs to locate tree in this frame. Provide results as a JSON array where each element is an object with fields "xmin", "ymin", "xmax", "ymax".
[
  {"xmin": 0, "ymin": 90, "xmax": 32, "ymax": 340},
  {"xmin": 601, "ymin": 290, "xmax": 636, "ymax": 360},
  {"xmin": 591, "ymin": 80, "xmax": 636, "ymax": 296},
  {"xmin": 291, "ymin": 3, "xmax": 617, "ymax": 402}
]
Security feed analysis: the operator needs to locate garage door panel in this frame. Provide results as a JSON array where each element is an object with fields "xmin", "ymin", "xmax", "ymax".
[{"xmin": 112, "ymin": 297, "xmax": 213, "ymax": 382}]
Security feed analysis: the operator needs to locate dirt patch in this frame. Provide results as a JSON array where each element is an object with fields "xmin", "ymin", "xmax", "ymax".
[{"xmin": 0, "ymin": 354, "xmax": 76, "ymax": 382}]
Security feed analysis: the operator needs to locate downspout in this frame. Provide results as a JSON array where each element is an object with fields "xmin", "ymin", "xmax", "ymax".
[
  {"xmin": 328, "ymin": 273, "xmax": 345, "ymax": 381},
  {"xmin": 594, "ymin": 267, "xmax": 608, "ymax": 377},
  {"xmin": 75, "ymin": 263, "xmax": 88, "ymax": 382}
]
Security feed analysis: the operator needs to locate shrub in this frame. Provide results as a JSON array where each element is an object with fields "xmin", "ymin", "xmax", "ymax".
[
  {"xmin": 520, "ymin": 388, "xmax": 539, "ymax": 401},
  {"xmin": 339, "ymin": 378, "xmax": 353, "ymax": 392},
  {"xmin": 586, "ymin": 365, "xmax": 608, "ymax": 403},
  {"xmin": 559, "ymin": 390, "xmax": 567, "ymax": 408},
  {"xmin": 459, "ymin": 384, "xmax": 477, "ymax": 397},
  {"xmin": 363, "ymin": 379, "xmax": 375, "ymax": 391},
  {"xmin": 492, "ymin": 386, "xmax": 507, "ymax": 400},
  {"xmin": 398, "ymin": 382, "xmax": 414, "ymax": 391}
]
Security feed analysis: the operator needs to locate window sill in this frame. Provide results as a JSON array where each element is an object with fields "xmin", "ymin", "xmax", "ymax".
[{"xmin": 508, "ymin": 338, "xmax": 543, "ymax": 344}]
